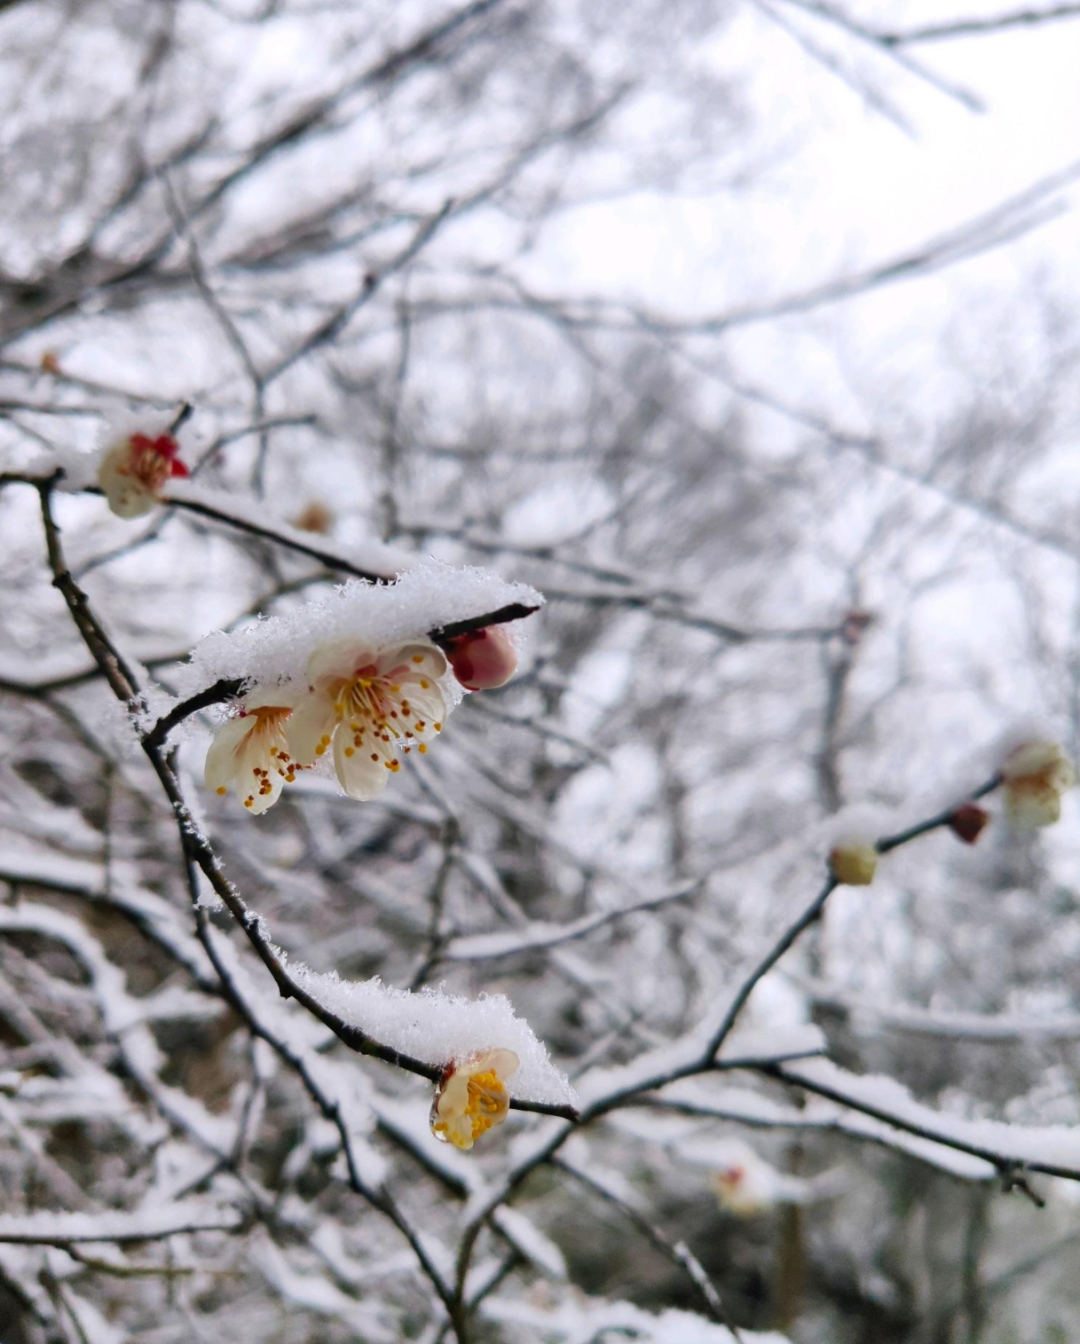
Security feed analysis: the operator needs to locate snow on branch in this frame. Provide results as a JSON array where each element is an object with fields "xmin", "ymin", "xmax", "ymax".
[
  {"xmin": 0, "ymin": 1202, "xmax": 243, "ymax": 1245},
  {"xmin": 776, "ymin": 1057, "xmax": 1080, "ymax": 1184},
  {"xmin": 170, "ymin": 560, "xmax": 543, "ymax": 700},
  {"xmin": 482, "ymin": 1292, "xmax": 792, "ymax": 1343},
  {"xmin": 288, "ymin": 962, "xmax": 579, "ymax": 1112}
]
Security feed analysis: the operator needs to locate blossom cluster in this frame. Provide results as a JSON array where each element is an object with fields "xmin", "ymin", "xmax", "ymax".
[{"xmin": 204, "ymin": 628, "xmax": 518, "ymax": 813}]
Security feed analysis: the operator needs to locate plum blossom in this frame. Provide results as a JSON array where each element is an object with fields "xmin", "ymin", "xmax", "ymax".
[
  {"xmin": 1000, "ymin": 741, "xmax": 1076, "ymax": 827},
  {"xmin": 445, "ymin": 625, "xmax": 519, "ymax": 691},
  {"xmin": 98, "ymin": 430, "xmax": 189, "ymax": 518},
  {"xmin": 286, "ymin": 638, "xmax": 449, "ymax": 801},
  {"xmin": 429, "ymin": 1048, "xmax": 519, "ymax": 1150},
  {"xmin": 204, "ymin": 690, "xmax": 298, "ymax": 814}
]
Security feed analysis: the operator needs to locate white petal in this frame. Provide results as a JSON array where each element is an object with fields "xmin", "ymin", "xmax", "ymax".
[
  {"xmin": 401, "ymin": 680, "xmax": 447, "ymax": 726},
  {"xmin": 99, "ymin": 446, "xmax": 155, "ymax": 519},
  {"xmin": 306, "ymin": 639, "xmax": 372, "ymax": 686},
  {"xmin": 481, "ymin": 1048, "xmax": 520, "ymax": 1083},
  {"xmin": 244, "ymin": 686, "xmax": 298, "ymax": 712},
  {"xmin": 286, "ymin": 694, "xmax": 337, "ymax": 765},
  {"xmin": 233, "ymin": 735, "xmax": 286, "ymax": 813},
  {"xmin": 245, "ymin": 770, "xmax": 285, "ymax": 816},
  {"xmin": 378, "ymin": 641, "xmax": 447, "ymax": 680},
  {"xmin": 332, "ymin": 727, "xmax": 391, "ymax": 801},
  {"xmin": 204, "ymin": 716, "xmax": 254, "ymax": 793}
]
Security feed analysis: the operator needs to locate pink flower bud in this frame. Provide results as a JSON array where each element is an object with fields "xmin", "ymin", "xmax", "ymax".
[{"xmin": 445, "ymin": 626, "xmax": 519, "ymax": 691}]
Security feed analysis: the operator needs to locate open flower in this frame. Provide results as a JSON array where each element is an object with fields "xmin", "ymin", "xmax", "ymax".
[
  {"xmin": 1000, "ymin": 741, "xmax": 1076, "ymax": 827},
  {"xmin": 429, "ymin": 1048, "xmax": 519, "ymax": 1150},
  {"xmin": 286, "ymin": 638, "xmax": 449, "ymax": 800},
  {"xmin": 98, "ymin": 430, "xmax": 189, "ymax": 518},
  {"xmin": 444, "ymin": 625, "xmax": 519, "ymax": 691},
  {"xmin": 204, "ymin": 691, "xmax": 298, "ymax": 814}
]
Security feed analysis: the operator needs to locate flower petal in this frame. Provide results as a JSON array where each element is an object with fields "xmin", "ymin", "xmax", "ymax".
[
  {"xmin": 286, "ymin": 694, "xmax": 337, "ymax": 766},
  {"xmin": 333, "ymin": 726, "xmax": 392, "ymax": 801},
  {"xmin": 379, "ymin": 642, "xmax": 448, "ymax": 680},
  {"xmin": 306, "ymin": 639, "xmax": 371, "ymax": 687},
  {"xmin": 99, "ymin": 444, "xmax": 156, "ymax": 519},
  {"xmin": 399, "ymin": 681, "xmax": 448, "ymax": 732},
  {"xmin": 204, "ymin": 715, "xmax": 255, "ymax": 793}
]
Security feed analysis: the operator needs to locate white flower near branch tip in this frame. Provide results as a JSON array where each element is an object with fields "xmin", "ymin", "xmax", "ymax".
[
  {"xmin": 429, "ymin": 1048, "xmax": 519, "ymax": 1150},
  {"xmin": 204, "ymin": 691, "xmax": 299, "ymax": 814},
  {"xmin": 1000, "ymin": 741, "xmax": 1076, "ymax": 827},
  {"xmin": 286, "ymin": 638, "xmax": 450, "ymax": 801},
  {"xmin": 98, "ymin": 430, "xmax": 189, "ymax": 518}
]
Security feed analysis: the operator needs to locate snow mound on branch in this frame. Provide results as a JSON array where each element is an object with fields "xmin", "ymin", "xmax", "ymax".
[
  {"xmin": 172, "ymin": 560, "xmax": 543, "ymax": 696},
  {"xmin": 290, "ymin": 964, "xmax": 578, "ymax": 1109},
  {"xmin": 484, "ymin": 1293, "xmax": 791, "ymax": 1342}
]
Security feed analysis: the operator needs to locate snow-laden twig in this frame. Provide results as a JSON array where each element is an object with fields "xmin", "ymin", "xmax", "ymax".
[{"xmin": 0, "ymin": 1204, "xmax": 244, "ymax": 1245}]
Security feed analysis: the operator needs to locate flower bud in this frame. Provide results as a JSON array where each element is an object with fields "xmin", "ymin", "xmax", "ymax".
[
  {"xmin": 947, "ymin": 803, "xmax": 990, "ymax": 845},
  {"xmin": 445, "ymin": 625, "xmax": 519, "ymax": 691},
  {"xmin": 829, "ymin": 843, "xmax": 878, "ymax": 886}
]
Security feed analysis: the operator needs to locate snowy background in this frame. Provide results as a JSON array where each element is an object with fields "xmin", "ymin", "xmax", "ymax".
[{"xmin": 2, "ymin": 1, "xmax": 1080, "ymax": 1340}]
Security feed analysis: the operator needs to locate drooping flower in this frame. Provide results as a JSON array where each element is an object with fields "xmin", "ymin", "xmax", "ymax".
[
  {"xmin": 429, "ymin": 1048, "xmax": 519, "ymax": 1150},
  {"xmin": 98, "ymin": 430, "xmax": 189, "ymax": 518},
  {"xmin": 204, "ymin": 690, "xmax": 298, "ymax": 814},
  {"xmin": 286, "ymin": 639, "xmax": 449, "ymax": 800},
  {"xmin": 444, "ymin": 625, "xmax": 519, "ymax": 691},
  {"xmin": 1000, "ymin": 741, "xmax": 1076, "ymax": 827},
  {"xmin": 829, "ymin": 841, "xmax": 878, "ymax": 886}
]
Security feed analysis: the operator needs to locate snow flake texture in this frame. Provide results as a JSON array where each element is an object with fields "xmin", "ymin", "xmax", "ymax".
[
  {"xmin": 289, "ymin": 964, "xmax": 577, "ymax": 1109},
  {"xmin": 173, "ymin": 560, "xmax": 543, "ymax": 699}
]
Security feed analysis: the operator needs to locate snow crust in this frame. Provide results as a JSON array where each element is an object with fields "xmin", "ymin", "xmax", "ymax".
[
  {"xmin": 172, "ymin": 559, "xmax": 543, "ymax": 696},
  {"xmin": 288, "ymin": 964, "xmax": 578, "ymax": 1108}
]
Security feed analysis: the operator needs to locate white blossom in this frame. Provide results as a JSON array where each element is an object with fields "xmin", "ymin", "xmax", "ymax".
[
  {"xmin": 98, "ymin": 429, "xmax": 189, "ymax": 519},
  {"xmin": 204, "ymin": 690, "xmax": 298, "ymax": 815},
  {"xmin": 286, "ymin": 638, "xmax": 450, "ymax": 801}
]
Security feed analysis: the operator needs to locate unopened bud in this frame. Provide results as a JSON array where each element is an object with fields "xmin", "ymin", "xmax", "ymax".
[
  {"xmin": 294, "ymin": 501, "xmax": 334, "ymax": 535},
  {"xmin": 947, "ymin": 803, "xmax": 990, "ymax": 845},
  {"xmin": 445, "ymin": 626, "xmax": 519, "ymax": 691},
  {"xmin": 829, "ymin": 843, "xmax": 878, "ymax": 886}
]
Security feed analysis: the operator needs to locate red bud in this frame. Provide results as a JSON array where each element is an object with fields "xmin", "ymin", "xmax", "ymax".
[{"xmin": 948, "ymin": 804, "xmax": 990, "ymax": 845}]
